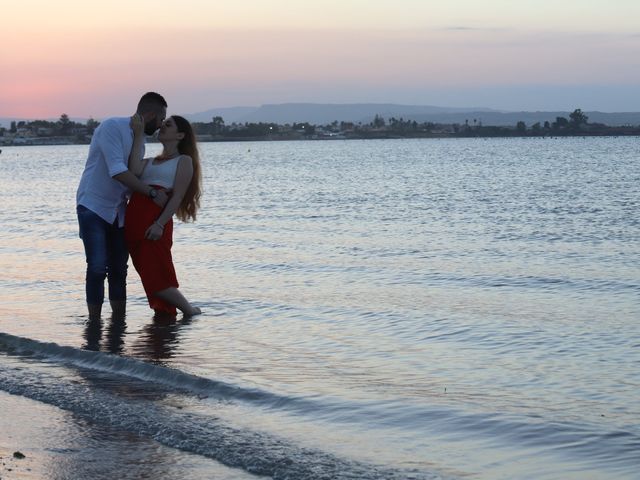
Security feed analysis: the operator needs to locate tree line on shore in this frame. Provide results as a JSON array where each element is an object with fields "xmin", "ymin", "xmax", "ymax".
[{"xmin": 2, "ymin": 109, "xmax": 639, "ymax": 145}]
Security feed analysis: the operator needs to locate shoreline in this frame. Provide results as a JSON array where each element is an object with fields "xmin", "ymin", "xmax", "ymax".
[
  {"xmin": 0, "ymin": 388, "xmax": 258, "ymax": 480},
  {"xmin": 2, "ymin": 131, "xmax": 639, "ymax": 148}
]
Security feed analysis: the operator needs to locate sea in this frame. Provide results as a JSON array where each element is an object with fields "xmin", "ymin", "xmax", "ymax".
[{"xmin": 0, "ymin": 137, "xmax": 638, "ymax": 479}]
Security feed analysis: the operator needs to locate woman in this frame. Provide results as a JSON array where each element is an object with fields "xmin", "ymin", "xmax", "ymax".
[{"xmin": 125, "ymin": 114, "xmax": 202, "ymax": 316}]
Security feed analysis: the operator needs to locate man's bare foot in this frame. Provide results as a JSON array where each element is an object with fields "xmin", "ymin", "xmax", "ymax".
[
  {"xmin": 87, "ymin": 303, "xmax": 102, "ymax": 321},
  {"xmin": 110, "ymin": 300, "xmax": 126, "ymax": 318}
]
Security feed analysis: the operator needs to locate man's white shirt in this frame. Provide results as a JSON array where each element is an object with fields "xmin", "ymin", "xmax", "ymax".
[{"xmin": 76, "ymin": 117, "xmax": 145, "ymax": 227}]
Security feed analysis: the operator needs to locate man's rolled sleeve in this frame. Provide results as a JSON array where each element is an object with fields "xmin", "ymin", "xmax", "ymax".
[{"xmin": 98, "ymin": 120, "xmax": 130, "ymax": 178}]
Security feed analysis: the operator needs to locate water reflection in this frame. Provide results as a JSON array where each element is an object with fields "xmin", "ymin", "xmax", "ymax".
[
  {"xmin": 82, "ymin": 315, "xmax": 127, "ymax": 354},
  {"xmin": 82, "ymin": 313, "xmax": 193, "ymax": 363},
  {"xmin": 105, "ymin": 316, "xmax": 127, "ymax": 354},
  {"xmin": 133, "ymin": 314, "xmax": 193, "ymax": 364},
  {"xmin": 79, "ymin": 314, "xmax": 193, "ymax": 403},
  {"xmin": 82, "ymin": 318, "xmax": 102, "ymax": 351}
]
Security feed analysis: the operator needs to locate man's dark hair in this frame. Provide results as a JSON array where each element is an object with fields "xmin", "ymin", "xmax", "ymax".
[{"xmin": 137, "ymin": 92, "xmax": 167, "ymax": 113}]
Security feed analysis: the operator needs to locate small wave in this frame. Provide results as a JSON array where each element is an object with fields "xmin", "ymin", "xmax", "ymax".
[
  {"xmin": 2, "ymin": 332, "xmax": 639, "ymax": 477},
  {"xmin": 0, "ymin": 358, "xmax": 446, "ymax": 480},
  {"xmin": 0, "ymin": 332, "xmax": 313, "ymax": 410},
  {"xmin": 405, "ymin": 272, "xmax": 640, "ymax": 293}
]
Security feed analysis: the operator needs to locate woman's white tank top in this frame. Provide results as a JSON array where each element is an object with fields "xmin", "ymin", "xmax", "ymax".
[{"xmin": 140, "ymin": 156, "xmax": 181, "ymax": 189}]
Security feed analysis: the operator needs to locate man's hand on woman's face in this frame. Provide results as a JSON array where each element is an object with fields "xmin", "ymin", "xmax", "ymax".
[{"xmin": 130, "ymin": 114, "xmax": 145, "ymax": 135}]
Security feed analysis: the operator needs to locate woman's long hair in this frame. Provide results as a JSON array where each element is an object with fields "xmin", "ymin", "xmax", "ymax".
[{"xmin": 172, "ymin": 115, "xmax": 201, "ymax": 222}]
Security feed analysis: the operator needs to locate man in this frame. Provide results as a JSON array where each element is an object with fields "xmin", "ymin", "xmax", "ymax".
[{"xmin": 76, "ymin": 92, "xmax": 169, "ymax": 319}]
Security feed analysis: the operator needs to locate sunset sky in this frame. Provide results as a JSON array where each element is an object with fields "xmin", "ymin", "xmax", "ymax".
[{"xmin": 2, "ymin": 0, "xmax": 639, "ymax": 118}]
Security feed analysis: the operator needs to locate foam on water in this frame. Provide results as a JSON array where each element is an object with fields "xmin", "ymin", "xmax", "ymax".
[
  {"xmin": 0, "ymin": 331, "xmax": 306, "ymax": 407},
  {"xmin": 1, "ymin": 331, "xmax": 639, "ymax": 479},
  {"xmin": 0, "ymin": 333, "xmax": 448, "ymax": 480}
]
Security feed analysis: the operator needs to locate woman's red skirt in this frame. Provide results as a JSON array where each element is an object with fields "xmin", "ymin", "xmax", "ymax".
[{"xmin": 125, "ymin": 191, "xmax": 178, "ymax": 315}]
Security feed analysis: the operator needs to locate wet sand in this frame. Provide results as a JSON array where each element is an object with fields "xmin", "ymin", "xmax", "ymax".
[{"xmin": 0, "ymin": 389, "xmax": 258, "ymax": 480}]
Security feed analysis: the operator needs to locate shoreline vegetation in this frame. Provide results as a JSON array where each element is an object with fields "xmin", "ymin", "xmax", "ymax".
[{"xmin": 2, "ymin": 109, "xmax": 639, "ymax": 147}]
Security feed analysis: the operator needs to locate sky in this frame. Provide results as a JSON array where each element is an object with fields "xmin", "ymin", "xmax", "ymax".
[{"xmin": 1, "ymin": 0, "xmax": 639, "ymax": 118}]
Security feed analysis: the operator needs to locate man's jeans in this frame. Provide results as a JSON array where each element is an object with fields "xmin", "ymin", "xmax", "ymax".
[{"xmin": 77, "ymin": 205, "xmax": 128, "ymax": 305}]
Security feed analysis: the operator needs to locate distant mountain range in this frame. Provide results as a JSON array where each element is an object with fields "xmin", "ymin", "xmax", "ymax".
[
  {"xmin": 185, "ymin": 104, "xmax": 640, "ymax": 127},
  {"xmin": 184, "ymin": 103, "xmax": 501, "ymax": 124},
  {"xmin": 3, "ymin": 103, "xmax": 640, "ymax": 128}
]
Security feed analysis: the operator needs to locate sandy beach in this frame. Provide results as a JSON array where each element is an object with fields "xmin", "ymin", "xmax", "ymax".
[{"xmin": 0, "ymin": 389, "xmax": 257, "ymax": 480}]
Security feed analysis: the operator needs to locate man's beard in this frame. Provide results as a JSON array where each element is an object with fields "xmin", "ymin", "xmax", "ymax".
[{"xmin": 144, "ymin": 118, "xmax": 158, "ymax": 136}]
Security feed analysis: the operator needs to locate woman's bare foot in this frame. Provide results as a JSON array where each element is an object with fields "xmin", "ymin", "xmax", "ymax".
[
  {"xmin": 182, "ymin": 306, "xmax": 202, "ymax": 317},
  {"xmin": 155, "ymin": 287, "xmax": 201, "ymax": 317}
]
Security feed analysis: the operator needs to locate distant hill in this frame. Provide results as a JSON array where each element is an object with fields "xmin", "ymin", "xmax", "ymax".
[
  {"xmin": 184, "ymin": 106, "xmax": 259, "ymax": 123},
  {"xmin": 402, "ymin": 111, "xmax": 640, "ymax": 127},
  {"xmin": 182, "ymin": 103, "xmax": 640, "ymax": 127},
  {"xmin": 183, "ymin": 103, "xmax": 501, "ymax": 125},
  {"xmin": 3, "ymin": 104, "xmax": 640, "ymax": 129}
]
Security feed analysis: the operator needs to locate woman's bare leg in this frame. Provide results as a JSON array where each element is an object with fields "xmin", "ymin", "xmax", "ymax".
[{"xmin": 154, "ymin": 287, "xmax": 201, "ymax": 316}]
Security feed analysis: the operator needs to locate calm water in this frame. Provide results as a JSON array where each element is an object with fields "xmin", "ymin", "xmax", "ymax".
[{"xmin": 0, "ymin": 138, "xmax": 638, "ymax": 479}]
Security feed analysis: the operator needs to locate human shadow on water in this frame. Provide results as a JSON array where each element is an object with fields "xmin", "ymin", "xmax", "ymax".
[
  {"xmin": 82, "ymin": 315, "xmax": 127, "ymax": 354},
  {"xmin": 131, "ymin": 313, "xmax": 194, "ymax": 364},
  {"xmin": 65, "ymin": 317, "xmax": 222, "ymax": 480},
  {"xmin": 82, "ymin": 310, "xmax": 197, "ymax": 362},
  {"xmin": 79, "ymin": 313, "xmax": 194, "ymax": 402},
  {"xmin": 82, "ymin": 318, "xmax": 102, "ymax": 352}
]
